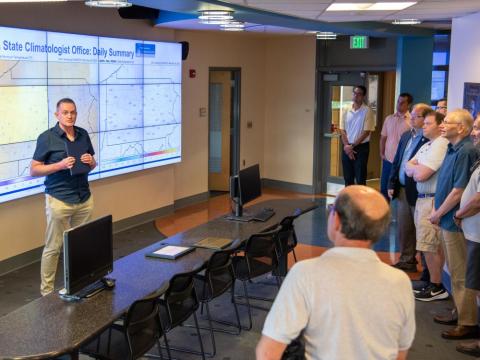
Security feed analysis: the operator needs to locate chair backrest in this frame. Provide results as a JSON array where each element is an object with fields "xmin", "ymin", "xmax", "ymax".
[
  {"xmin": 244, "ymin": 225, "xmax": 282, "ymax": 273},
  {"xmin": 203, "ymin": 242, "xmax": 241, "ymax": 300},
  {"xmin": 279, "ymin": 216, "xmax": 297, "ymax": 252},
  {"xmin": 124, "ymin": 293, "xmax": 164, "ymax": 359},
  {"xmin": 164, "ymin": 266, "xmax": 202, "ymax": 329}
]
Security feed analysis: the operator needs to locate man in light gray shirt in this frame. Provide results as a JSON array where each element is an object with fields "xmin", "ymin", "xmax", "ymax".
[
  {"xmin": 406, "ymin": 110, "xmax": 449, "ymax": 301},
  {"xmin": 256, "ymin": 186, "xmax": 415, "ymax": 360}
]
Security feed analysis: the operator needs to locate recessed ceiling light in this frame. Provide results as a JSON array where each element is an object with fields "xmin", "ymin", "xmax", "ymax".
[
  {"xmin": 316, "ymin": 32, "xmax": 337, "ymax": 40},
  {"xmin": 220, "ymin": 21, "xmax": 245, "ymax": 31},
  {"xmin": 369, "ymin": 2, "xmax": 416, "ymax": 10},
  {"xmin": 85, "ymin": 0, "xmax": 131, "ymax": 7},
  {"xmin": 392, "ymin": 19, "xmax": 422, "ymax": 25},
  {"xmin": 198, "ymin": 10, "xmax": 234, "ymax": 25},
  {"xmin": 327, "ymin": 2, "xmax": 416, "ymax": 11}
]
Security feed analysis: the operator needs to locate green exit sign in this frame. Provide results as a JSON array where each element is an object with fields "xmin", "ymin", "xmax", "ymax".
[{"xmin": 350, "ymin": 35, "xmax": 369, "ymax": 49}]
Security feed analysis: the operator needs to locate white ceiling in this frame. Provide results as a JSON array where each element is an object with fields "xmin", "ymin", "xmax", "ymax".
[{"xmin": 222, "ymin": 0, "xmax": 480, "ymax": 22}]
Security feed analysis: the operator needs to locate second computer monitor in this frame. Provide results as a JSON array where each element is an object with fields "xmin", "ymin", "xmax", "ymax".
[{"xmin": 238, "ymin": 164, "xmax": 261, "ymax": 205}]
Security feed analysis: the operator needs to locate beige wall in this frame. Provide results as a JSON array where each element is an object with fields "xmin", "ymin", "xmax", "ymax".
[
  {"xmin": 173, "ymin": 30, "xmax": 266, "ymax": 200},
  {"xmin": 263, "ymin": 36, "xmax": 316, "ymax": 186},
  {"xmin": 0, "ymin": 4, "xmax": 316, "ymax": 262}
]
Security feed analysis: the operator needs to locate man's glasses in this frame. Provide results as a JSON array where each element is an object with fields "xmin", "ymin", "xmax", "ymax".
[
  {"xmin": 327, "ymin": 203, "xmax": 336, "ymax": 215},
  {"xmin": 61, "ymin": 111, "xmax": 77, "ymax": 116},
  {"xmin": 442, "ymin": 119, "xmax": 461, "ymax": 125}
]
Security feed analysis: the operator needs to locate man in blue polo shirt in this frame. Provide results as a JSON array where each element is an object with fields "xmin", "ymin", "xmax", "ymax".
[
  {"xmin": 429, "ymin": 109, "xmax": 479, "ymax": 340},
  {"xmin": 30, "ymin": 98, "xmax": 96, "ymax": 296}
]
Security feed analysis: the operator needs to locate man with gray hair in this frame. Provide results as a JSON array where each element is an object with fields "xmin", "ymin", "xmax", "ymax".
[
  {"xmin": 429, "ymin": 109, "xmax": 479, "ymax": 339},
  {"xmin": 256, "ymin": 186, "xmax": 415, "ymax": 360}
]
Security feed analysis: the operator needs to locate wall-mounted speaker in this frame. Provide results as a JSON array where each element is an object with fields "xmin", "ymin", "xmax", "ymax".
[
  {"xmin": 118, "ymin": 5, "xmax": 159, "ymax": 20},
  {"xmin": 180, "ymin": 41, "xmax": 189, "ymax": 60}
]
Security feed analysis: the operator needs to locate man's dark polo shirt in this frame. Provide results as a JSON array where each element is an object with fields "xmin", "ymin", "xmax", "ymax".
[
  {"xmin": 32, "ymin": 122, "xmax": 94, "ymax": 204},
  {"xmin": 435, "ymin": 136, "xmax": 479, "ymax": 232}
]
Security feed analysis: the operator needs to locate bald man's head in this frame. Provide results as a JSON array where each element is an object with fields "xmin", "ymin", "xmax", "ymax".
[{"xmin": 334, "ymin": 185, "xmax": 390, "ymax": 243}]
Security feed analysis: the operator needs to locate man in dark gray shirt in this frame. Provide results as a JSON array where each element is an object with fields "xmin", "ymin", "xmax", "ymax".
[{"xmin": 31, "ymin": 98, "xmax": 96, "ymax": 296}]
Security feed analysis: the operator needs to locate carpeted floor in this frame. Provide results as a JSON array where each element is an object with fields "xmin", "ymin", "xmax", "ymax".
[{"xmin": 0, "ymin": 211, "xmax": 475, "ymax": 360}]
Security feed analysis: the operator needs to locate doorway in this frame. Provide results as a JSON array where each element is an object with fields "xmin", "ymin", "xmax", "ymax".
[
  {"xmin": 314, "ymin": 71, "xmax": 393, "ymax": 195},
  {"xmin": 208, "ymin": 68, "xmax": 241, "ymax": 192}
]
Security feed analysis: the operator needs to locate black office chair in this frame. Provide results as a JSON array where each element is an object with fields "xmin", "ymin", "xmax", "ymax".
[
  {"xmin": 155, "ymin": 266, "xmax": 206, "ymax": 360},
  {"xmin": 80, "ymin": 290, "xmax": 169, "ymax": 360},
  {"xmin": 279, "ymin": 215, "xmax": 299, "ymax": 263},
  {"xmin": 232, "ymin": 225, "xmax": 283, "ymax": 330},
  {"xmin": 191, "ymin": 240, "xmax": 242, "ymax": 357}
]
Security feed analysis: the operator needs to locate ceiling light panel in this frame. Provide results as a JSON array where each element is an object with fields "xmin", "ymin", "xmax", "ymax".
[{"xmin": 327, "ymin": 2, "xmax": 416, "ymax": 11}]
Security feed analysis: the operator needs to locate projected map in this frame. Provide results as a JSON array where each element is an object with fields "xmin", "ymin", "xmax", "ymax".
[{"xmin": 0, "ymin": 26, "xmax": 182, "ymax": 203}]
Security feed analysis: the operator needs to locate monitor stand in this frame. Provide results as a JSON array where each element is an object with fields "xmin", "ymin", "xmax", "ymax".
[{"xmin": 59, "ymin": 277, "xmax": 115, "ymax": 301}]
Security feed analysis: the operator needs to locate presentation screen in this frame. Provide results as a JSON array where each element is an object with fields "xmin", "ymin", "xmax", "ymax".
[{"xmin": 0, "ymin": 26, "xmax": 182, "ymax": 204}]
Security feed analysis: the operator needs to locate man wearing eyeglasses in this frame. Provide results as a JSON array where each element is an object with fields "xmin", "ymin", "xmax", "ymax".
[
  {"xmin": 257, "ymin": 186, "xmax": 415, "ymax": 360},
  {"xmin": 429, "ymin": 109, "xmax": 479, "ymax": 340},
  {"xmin": 388, "ymin": 103, "xmax": 431, "ymax": 273},
  {"xmin": 30, "ymin": 98, "xmax": 96, "ymax": 296},
  {"xmin": 339, "ymin": 85, "xmax": 375, "ymax": 186},
  {"xmin": 452, "ymin": 115, "xmax": 480, "ymax": 356},
  {"xmin": 436, "ymin": 98, "xmax": 448, "ymax": 115}
]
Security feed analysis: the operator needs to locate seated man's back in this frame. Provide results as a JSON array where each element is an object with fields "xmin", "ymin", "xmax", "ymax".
[
  {"xmin": 257, "ymin": 186, "xmax": 415, "ymax": 360},
  {"xmin": 262, "ymin": 247, "xmax": 414, "ymax": 360}
]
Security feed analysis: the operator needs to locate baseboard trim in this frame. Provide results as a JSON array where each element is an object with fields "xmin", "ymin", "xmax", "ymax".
[
  {"xmin": 0, "ymin": 247, "xmax": 44, "ymax": 277},
  {"xmin": 174, "ymin": 191, "xmax": 209, "ymax": 210},
  {"xmin": 262, "ymin": 178, "xmax": 314, "ymax": 194},
  {"xmin": 0, "ymin": 191, "xmax": 211, "ymax": 276}
]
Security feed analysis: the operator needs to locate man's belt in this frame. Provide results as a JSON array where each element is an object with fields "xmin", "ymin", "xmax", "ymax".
[{"xmin": 418, "ymin": 193, "xmax": 435, "ymax": 198}]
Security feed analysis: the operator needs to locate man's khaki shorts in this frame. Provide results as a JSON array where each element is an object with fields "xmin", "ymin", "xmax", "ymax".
[{"xmin": 414, "ymin": 197, "xmax": 442, "ymax": 253}]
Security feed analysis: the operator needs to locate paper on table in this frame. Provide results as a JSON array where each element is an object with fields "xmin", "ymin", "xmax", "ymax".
[{"xmin": 154, "ymin": 245, "xmax": 190, "ymax": 256}]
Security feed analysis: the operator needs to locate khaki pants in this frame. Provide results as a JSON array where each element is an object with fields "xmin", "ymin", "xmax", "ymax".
[
  {"xmin": 442, "ymin": 229, "xmax": 478, "ymax": 326},
  {"xmin": 40, "ymin": 194, "xmax": 94, "ymax": 296}
]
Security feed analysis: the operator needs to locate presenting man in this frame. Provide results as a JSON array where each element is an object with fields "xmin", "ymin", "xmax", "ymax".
[
  {"xmin": 380, "ymin": 93, "xmax": 412, "ymax": 200},
  {"xmin": 388, "ymin": 103, "xmax": 430, "ymax": 272},
  {"xmin": 429, "ymin": 109, "xmax": 479, "ymax": 339},
  {"xmin": 256, "ymin": 186, "xmax": 415, "ymax": 360},
  {"xmin": 405, "ymin": 110, "xmax": 448, "ymax": 300},
  {"xmin": 339, "ymin": 85, "xmax": 375, "ymax": 186},
  {"xmin": 30, "ymin": 98, "xmax": 96, "ymax": 296}
]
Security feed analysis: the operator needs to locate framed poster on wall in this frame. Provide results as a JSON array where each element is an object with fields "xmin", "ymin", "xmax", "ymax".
[{"xmin": 463, "ymin": 82, "xmax": 480, "ymax": 118}]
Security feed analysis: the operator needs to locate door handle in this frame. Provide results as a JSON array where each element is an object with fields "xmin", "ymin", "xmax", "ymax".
[{"xmin": 323, "ymin": 133, "xmax": 340, "ymax": 138}]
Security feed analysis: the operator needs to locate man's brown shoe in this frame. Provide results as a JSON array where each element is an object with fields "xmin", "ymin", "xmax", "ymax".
[
  {"xmin": 442, "ymin": 325, "xmax": 479, "ymax": 340},
  {"xmin": 456, "ymin": 340, "xmax": 480, "ymax": 357},
  {"xmin": 434, "ymin": 309, "xmax": 458, "ymax": 325}
]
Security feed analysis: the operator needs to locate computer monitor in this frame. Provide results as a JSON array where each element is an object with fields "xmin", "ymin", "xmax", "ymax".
[
  {"xmin": 63, "ymin": 215, "xmax": 113, "ymax": 296},
  {"xmin": 229, "ymin": 164, "xmax": 261, "ymax": 217},
  {"xmin": 238, "ymin": 164, "xmax": 262, "ymax": 205}
]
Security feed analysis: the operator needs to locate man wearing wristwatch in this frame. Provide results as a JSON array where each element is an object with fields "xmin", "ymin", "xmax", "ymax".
[
  {"xmin": 338, "ymin": 85, "xmax": 375, "ymax": 186},
  {"xmin": 429, "ymin": 109, "xmax": 479, "ymax": 340},
  {"xmin": 453, "ymin": 115, "xmax": 480, "ymax": 357}
]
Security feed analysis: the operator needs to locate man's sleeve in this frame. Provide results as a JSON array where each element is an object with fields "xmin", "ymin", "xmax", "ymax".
[
  {"xmin": 453, "ymin": 148, "xmax": 478, "ymax": 189},
  {"xmin": 398, "ymin": 278, "xmax": 416, "ymax": 350},
  {"xmin": 262, "ymin": 263, "xmax": 310, "ymax": 345},
  {"xmin": 381, "ymin": 116, "xmax": 390, "ymax": 137},
  {"xmin": 86, "ymin": 132, "xmax": 95, "ymax": 155},
  {"xmin": 363, "ymin": 107, "xmax": 376, "ymax": 131},
  {"xmin": 32, "ymin": 133, "xmax": 48, "ymax": 162},
  {"xmin": 419, "ymin": 140, "xmax": 448, "ymax": 171}
]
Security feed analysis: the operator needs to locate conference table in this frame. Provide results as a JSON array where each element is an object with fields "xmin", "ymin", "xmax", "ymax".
[{"xmin": 0, "ymin": 198, "xmax": 317, "ymax": 359}]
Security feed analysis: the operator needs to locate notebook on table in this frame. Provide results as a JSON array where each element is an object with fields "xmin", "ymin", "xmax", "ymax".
[
  {"xmin": 193, "ymin": 237, "xmax": 233, "ymax": 250},
  {"xmin": 145, "ymin": 245, "xmax": 194, "ymax": 260}
]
